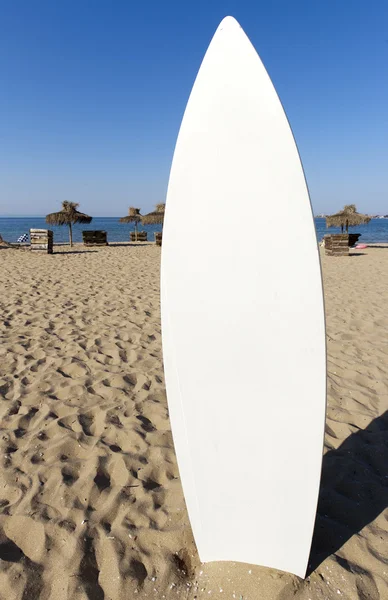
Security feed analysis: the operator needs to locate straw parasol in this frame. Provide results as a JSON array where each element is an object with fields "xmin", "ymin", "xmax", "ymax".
[
  {"xmin": 46, "ymin": 201, "xmax": 92, "ymax": 247},
  {"xmin": 141, "ymin": 203, "xmax": 165, "ymax": 226},
  {"xmin": 119, "ymin": 207, "xmax": 142, "ymax": 241},
  {"xmin": 326, "ymin": 204, "xmax": 371, "ymax": 233}
]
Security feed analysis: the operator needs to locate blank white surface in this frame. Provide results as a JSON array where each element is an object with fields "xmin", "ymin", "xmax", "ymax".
[{"xmin": 161, "ymin": 16, "xmax": 326, "ymax": 578}]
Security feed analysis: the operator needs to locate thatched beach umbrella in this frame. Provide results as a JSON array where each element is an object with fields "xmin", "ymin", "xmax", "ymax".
[
  {"xmin": 119, "ymin": 207, "xmax": 142, "ymax": 241},
  {"xmin": 326, "ymin": 204, "xmax": 371, "ymax": 233},
  {"xmin": 141, "ymin": 203, "xmax": 165, "ymax": 226},
  {"xmin": 46, "ymin": 201, "xmax": 92, "ymax": 247}
]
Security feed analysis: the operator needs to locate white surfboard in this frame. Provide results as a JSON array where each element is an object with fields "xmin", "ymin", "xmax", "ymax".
[{"xmin": 161, "ymin": 16, "xmax": 326, "ymax": 578}]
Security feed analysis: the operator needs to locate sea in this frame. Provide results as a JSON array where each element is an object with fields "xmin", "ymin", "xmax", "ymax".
[
  {"xmin": 1, "ymin": 216, "xmax": 388, "ymax": 245},
  {"xmin": 0, "ymin": 217, "xmax": 163, "ymax": 244}
]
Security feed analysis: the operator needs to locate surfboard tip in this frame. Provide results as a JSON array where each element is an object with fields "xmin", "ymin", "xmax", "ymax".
[{"xmin": 218, "ymin": 15, "xmax": 241, "ymax": 31}]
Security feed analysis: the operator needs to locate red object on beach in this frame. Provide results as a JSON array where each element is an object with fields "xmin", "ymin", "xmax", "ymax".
[{"xmin": 356, "ymin": 244, "xmax": 368, "ymax": 249}]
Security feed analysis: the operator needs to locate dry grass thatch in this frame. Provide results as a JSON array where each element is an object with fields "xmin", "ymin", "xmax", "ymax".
[
  {"xmin": 119, "ymin": 207, "xmax": 142, "ymax": 223},
  {"xmin": 46, "ymin": 201, "xmax": 92, "ymax": 226},
  {"xmin": 141, "ymin": 203, "xmax": 165, "ymax": 225},
  {"xmin": 326, "ymin": 204, "xmax": 371, "ymax": 232},
  {"xmin": 46, "ymin": 201, "xmax": 92, "ymax": 246}
]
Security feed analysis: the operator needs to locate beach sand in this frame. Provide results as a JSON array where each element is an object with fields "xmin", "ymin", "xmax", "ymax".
[{"xmin": 0, "ymin": 242, "xmax": 387, "ymax": 600}]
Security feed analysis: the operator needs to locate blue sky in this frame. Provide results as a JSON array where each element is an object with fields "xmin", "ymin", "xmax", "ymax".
[{"xmin": 1, "ymin": 0, "xmax": 387, "ymax": 216}]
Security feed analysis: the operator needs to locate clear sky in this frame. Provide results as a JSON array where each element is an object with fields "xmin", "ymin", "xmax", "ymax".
[{"xmin": 1, "ymin": 0, "xmax": 387, "ymax": 216}]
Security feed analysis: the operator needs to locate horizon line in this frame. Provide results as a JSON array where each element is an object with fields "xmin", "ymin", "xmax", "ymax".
[{"xmin": 1, "ymin": 214, "xmax": 387, "ymax": 219}]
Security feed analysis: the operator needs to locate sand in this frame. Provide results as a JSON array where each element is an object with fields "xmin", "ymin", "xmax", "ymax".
[{"xmin": 0, "ymin": 242, "xmax": 387, "ymax": 600}]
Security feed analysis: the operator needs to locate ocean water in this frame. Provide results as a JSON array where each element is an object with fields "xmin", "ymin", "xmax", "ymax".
[
  {"xmin": 313, "ymin": 218, "xmax": 388, "ymax": 244},
  {"xmin": 1, "ymin": 216, "xmax": 387, "ymax": 244},
  {"xmin": 0, "ymin": 217, "xmax": 163, "ymax": 244}
]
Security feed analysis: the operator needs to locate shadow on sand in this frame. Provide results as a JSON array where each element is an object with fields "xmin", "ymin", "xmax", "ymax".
[
  {"xmin": 53, "ymin": 250, "xmax": 98, "ymax": 255},
  {"xmin": 362, "ymin": 245, "xmax": 388, "ymax": 249},
  {"xmin": 108, "ymin": 242, "xmax": 155, "ymax": 248},
  {"xmin": 308, "ymin": 410, "xmax": 388, "ymax": 574}
]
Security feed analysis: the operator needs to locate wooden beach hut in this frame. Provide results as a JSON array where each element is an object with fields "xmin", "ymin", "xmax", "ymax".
[{"xmin": 46, "ymin": 201, "xmax": 92, "ymax": 247}]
